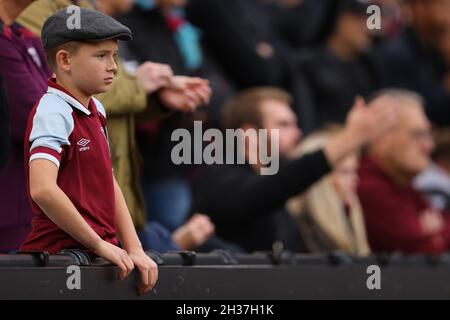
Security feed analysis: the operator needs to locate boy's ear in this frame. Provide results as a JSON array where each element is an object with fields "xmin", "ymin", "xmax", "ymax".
[{"xmin": 55, "ymin": 50, "xmax": 71, "ymax": 72}]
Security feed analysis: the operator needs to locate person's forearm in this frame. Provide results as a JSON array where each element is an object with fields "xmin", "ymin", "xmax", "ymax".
[
  {"xmin": 33, "ymin": 187, "xmax": 103, "ymax": 251},
  {"xmin": 205, "ymin": 150, "xmax": 331, "ymax": 223},
  {"xmin": 113, "ymin": 178, "xmax": 143, "ymax": 253},
  {"xmin": 324, "ymin": 127, "xmax": 364, "ymax": 167}
]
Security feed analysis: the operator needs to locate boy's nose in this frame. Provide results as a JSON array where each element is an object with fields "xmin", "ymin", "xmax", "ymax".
[{"xmin": 108, "ymin": 59, "xmax": 118, "ymax": 74}]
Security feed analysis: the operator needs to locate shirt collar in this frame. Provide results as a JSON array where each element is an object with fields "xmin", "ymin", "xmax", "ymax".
[
  {"xmin": 47, "ymin": 78, "xmax": 91, "ymax": 115},
  {"xmin": 361, "ymin": 157, "xmax": 414, "ymax": 192},
  {"xmin": 0, "ymin": 20, "xmax": 25, "ymax": 40}
]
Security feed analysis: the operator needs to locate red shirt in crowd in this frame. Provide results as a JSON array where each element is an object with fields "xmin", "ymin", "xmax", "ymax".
[{"xmin": 358, "ymin": 157, "xmax": 450, "ymax": 255}]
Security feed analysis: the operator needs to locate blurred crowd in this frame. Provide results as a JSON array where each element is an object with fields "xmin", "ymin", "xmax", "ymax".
[{"xmin": 1, "ymin": 0, "xmax": 450, "ymax": 257}]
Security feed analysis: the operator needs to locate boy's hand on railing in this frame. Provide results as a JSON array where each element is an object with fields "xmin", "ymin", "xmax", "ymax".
[
  {"xmin": 93, "ymin": 240, "xmax": 134, "ymax": 281},
  {"xmin": 128, "ymin": 249, "xmax": 159, "ymax": 296}
]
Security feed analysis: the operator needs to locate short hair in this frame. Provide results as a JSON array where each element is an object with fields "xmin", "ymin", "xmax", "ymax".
[
  {"xmin": 366, "ymin": 88, "xmax": 425, "ymax": 107},
  {"xmin": 222, "ymin": 87, "xmax": 293, "ymax": 129},
  {"xmin": 45, "ymin": 41, "xmax": 83, "ymax": 71}
]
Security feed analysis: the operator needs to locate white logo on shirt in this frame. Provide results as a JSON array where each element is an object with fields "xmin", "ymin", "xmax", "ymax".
[{"xmin": 77, "ymin": 139, "xmax": 91, "ymax": 152}]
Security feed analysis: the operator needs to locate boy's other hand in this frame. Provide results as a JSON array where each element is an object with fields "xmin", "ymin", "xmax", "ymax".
[
  {"xmin": 127, "ymin": 250, "xmax": 159, "ymax": 296},
  {"xmin": 93, "ymin": 240, "xmax": 135, "ymax": 281}
]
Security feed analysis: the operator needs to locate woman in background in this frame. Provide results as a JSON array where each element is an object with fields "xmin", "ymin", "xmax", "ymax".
[{"xmin": 287, "ymin": 125, "xmax": 371, "ymax": 256}]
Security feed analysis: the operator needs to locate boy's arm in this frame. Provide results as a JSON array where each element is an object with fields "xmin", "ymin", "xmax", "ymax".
[
  {"xmin": 113, "ymin": 177, "xmax": 158, "ymax": 295},
  {"xmin": 113, "ymin": 176, "xmax": 144, "ymax": 253},
  {"xmin": 29, "ymin": 159, "xmax": 134, "ymax": 279}
]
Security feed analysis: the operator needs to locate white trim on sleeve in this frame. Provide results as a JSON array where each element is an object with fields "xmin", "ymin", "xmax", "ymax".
[{"xmin": 29, "ymin": 153, "xmax": 60, "ymax": 168}]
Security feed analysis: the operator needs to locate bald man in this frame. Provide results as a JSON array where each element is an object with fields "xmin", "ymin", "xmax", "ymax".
[{"xmin": 358, "ymin": 89, "xmax": 450, "ymax": 255}]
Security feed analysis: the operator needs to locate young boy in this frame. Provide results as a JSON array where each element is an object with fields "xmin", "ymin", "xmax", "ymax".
[{"xmin": 20, "ymin": 7, "xmax": 158, "ymax": 295}]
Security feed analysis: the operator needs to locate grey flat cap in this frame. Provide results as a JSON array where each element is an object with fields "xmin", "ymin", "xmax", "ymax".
[{"xmin": 42, "ymin": 6, "xmax": 132, "ymax": 49}]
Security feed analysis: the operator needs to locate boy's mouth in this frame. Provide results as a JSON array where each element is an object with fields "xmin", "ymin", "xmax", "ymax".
[{"xmin": 104, "ymin": 77, "xmax": 114, "ymax": 85}]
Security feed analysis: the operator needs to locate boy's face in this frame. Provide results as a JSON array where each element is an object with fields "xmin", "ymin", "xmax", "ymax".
[{"xmin": 64, "ymin": 40, "xmax": 119, "ymax": 97}]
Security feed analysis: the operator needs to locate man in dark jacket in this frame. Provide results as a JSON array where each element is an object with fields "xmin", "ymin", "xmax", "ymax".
[
  {"xmin": 297, "ymin": 0, "xmax": 380, "ymax": 129},
  {"xmin": 193, "ymin": 87, "xmax": 398, "ymax": 253},
  {"xmin": 186, "ymin": 0, "xmax": 321, "ymax": 133},
  {"xmin": 377, "ymin": 0, "xmax": 450, "ymax": 126}
]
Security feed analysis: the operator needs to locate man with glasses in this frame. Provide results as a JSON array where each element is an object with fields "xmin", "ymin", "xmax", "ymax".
[{"xmin": 358, "ymin": 89, "xmax": 450, "ymax": 255}]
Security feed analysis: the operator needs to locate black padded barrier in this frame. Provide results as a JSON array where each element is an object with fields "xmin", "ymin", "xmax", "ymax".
[{"xmin": 1, "ymin": 250, "xmax": 450, "ymax": 300}]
